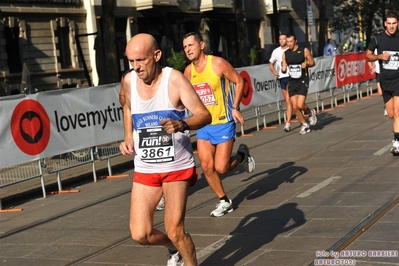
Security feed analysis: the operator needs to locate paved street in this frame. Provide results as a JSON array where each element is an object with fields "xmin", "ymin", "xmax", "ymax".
[{"xmin": 1, "ymin": 94, "xmax": 398, "ymax": 266}]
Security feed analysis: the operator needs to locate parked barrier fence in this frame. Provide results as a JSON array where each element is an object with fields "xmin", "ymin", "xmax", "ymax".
[
  {"xmin": 96, "ymin": 141, "xmax": 123, "ymax": 176},
  {"xmin": 236, "ymin": 80, "xmax": 377, "ymax": 136},
  {"xmin": 0, "ymin": 52, "xmax": 378, "ymax": 210},
  {"xmin": 0, "ymin": 160, "xmax": 44, "ymax": 210},
  {"xmin": 43, "ymin": 147, "xmax": 97, "ymax": 192}
]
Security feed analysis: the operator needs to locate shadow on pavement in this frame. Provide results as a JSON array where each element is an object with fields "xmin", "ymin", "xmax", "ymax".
[
  {"xmin": 233, "ymin": 162, "xmax": 307, "ymax": 207},
  {"xmin": 200, "ymin": 203, "xmax": 306, "ymax": 265}
]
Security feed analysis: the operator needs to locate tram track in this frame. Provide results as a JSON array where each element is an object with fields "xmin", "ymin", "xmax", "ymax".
[
  {"xmin": 1, "ymin": 98, "xmax": 397, "ymax": 265},
  {"xmin": 308, "ymin": 194, "xmax": 399, "ymax": 266}
]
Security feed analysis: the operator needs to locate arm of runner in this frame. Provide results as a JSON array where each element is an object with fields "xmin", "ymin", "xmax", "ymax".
[
  {"xmin": 183, "ymin": 64, "xmax": 191, "ymax": 80},
  {"xmin": 119, "ymin": 72, "xmax": 134, "ymax": 156},
  {"xmin": 119, "ymin": 78, "xmax": 125, "ymax": 106},
  {"xmin": 119, "ymin": 69, "xmax": 134, "ymax": 106},
  {"xmin": 269, "ymin": 58, "xmax": 278, "ymax": 77},
  {"xmin": 281, "ymin": 53, "xmax": 288, "ymax": 74},
  {"xmin": 366, "ymin": 35, "xmax": 379, "ymax": 62},
  {"xmin": 213, "ymin": 56, "xmax": 245, "ymax": 124},
  {"xmin": 269, "ymin": 62, "xmax": 278, "ymax": 77},
  {"xmin": 304, "ymin": 48, "xmax": 315, "ymax": 68},
  {"xmin": 366, "ymin": 49, "xmax": 379, "ymax": 62},
  {"xmin": 161, "ymin": 69, "xmax": 211, "ymax": 134},
  {"xmin": 367, "ymin": 61, "xmax": 376, "ymax": 74},
  {"xmin": 367, "ymin": 49, "xmax": 391, "ymax": 62}
]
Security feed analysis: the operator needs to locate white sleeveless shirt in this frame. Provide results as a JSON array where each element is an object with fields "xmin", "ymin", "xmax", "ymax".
[{"xmin": 131, "ymin": 67, "xmax": 194, "ymax": 173}]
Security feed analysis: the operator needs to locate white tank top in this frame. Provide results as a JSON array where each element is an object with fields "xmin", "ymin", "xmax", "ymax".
[{"xmin": 131, "ymin": 67, "xmax": 194, "ymax": 173}]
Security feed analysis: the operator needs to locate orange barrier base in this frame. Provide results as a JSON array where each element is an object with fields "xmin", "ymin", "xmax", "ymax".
[
  {"xmin": 106, "ymin": 174, "xmax": 130, "ymax": 179},
  {"xmin": 0, "ymin": 208, "xmax": 23, "ymax": 213},
  {"xmin": 240, "ymin": 133, "xmax": 254, "ymax": 137},
  {"xmin": 262, "ymin": 126, "xmax": 277, "ymax": 130},
  {"xmin": 50, "ymin": 189, "xmax": 80, "ymax": 194},
  {"xmin": 320, "ymin": 108, "xmax": 335, "ymax": 112}
]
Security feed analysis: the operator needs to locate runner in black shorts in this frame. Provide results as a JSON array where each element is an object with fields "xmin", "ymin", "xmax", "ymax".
[
  {"xmin": 367, "ymin": 28, "xmax": 387, "ymax": 116},
  {"xmin": 281, "ymin": 33, "xmax": 318, "ymax": 135},
  {"xmin": 367, "ymin": 11, "xmax": 399, "ymax": 154}
]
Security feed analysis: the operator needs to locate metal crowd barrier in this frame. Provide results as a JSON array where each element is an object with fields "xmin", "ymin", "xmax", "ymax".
[
  {"xmin": 0, "ymin": 160, "xmax": 44, "ymax": 210},
  {"xmin": 237, "ymin": 81, "xmax": 377, "ymax": 136},
  {"xmin": 96, "ymin": 141, "xmax": 123, "ymax": 176},
  {"xmin": 43, "ymin": 147, "xmax": 97, "ymax": 192},
  {"xmin": 0, "ymin": 140, "xmax": 125, "ymax": 210},
  {"xmin": 238, "ymin": 107, "xmax": 259, "ymax": 136},
  {"xmin": 259, "ymin": 101, "xmax": 284, "ymax": 129},
  {"xmin": 316, "ymin": 88, "xmax": 336, "ymax": 111},
  {"xmin": 0, "ymin": 81, "xmax": 377, "ymax": 210}
]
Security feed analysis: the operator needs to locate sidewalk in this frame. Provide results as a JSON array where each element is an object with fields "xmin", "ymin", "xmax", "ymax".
[{"xmin": 0, "ymin": 94, "xmax": 398, "ymax": 266}]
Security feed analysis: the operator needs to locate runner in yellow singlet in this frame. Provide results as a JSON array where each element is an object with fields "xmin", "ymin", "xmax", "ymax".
[{"xmin": 182, "ymin": 31, "xmax": 255, "ymax": 217}]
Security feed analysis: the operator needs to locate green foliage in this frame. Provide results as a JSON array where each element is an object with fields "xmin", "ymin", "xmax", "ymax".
[
  {"xmin": 330, "ymin": 0, "xmax": 398, "ymax": 33},
  {"xmin": 330, "ymin": 0, "xmax": 360, "ymax": 32},
  {"xmin": 330, "ymin": 0, "xmax": 399, "ymax": 48},
  {"xmin": 166, "ymin": 48, "xmax": 186, "ymax": 72},
  {"xmin": 248, "ymin": 46, "xmax": 258, "ymax": 65}
]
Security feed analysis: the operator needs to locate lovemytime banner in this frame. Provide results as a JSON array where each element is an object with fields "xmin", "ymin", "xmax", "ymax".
[
  {"xmin": 236, "ymin": 64, "xmax": 283, "ymax": 109},
  {"xmin": 0, "ymin": 56, "xmax": 370, "ymax": 169},
  {"xmin": 0, "ymin": 83, "xmax": 124, "ymax": 169},
  {"xmin": 334, "ymin": 52, "xmax": 375, "ymax": 87},
  {"xmin": 308, "ymin": 56, "xmax": 336, "ymax": 94},
  {"xmin": 235, "ymin": 56, "xmax": 336, "ymax": 110}
]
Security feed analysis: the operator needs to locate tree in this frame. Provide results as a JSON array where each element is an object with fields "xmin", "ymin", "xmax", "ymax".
[
  {"xmin": 166, "ymin": 48, "xmax": 186, "ymax": 72},
  {"xmin": 318, "ymin": 0, "xmax": 327, "ymax": 56},
  {"xmin": 330, "ymin": 0, "xmax": 398, "ymax": 46},
  {"xmin": 101, "ymin": 0, "xmax": 119, "ymax": 84},
  {"xmin": 234, "ymin": 0, "xmax": 248, "ymax": 66}
]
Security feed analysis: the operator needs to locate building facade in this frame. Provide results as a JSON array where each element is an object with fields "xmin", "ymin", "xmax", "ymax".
[{"xmin": 0, "ymin": 0, "xmax": 333, "ymax": 95}]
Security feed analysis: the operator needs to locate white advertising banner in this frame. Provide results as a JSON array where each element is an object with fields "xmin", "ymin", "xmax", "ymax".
[
  {"xmin": 235, "ymin": 57, "xmax": 336, "ymax": 110},
  {"xmin": 0, "ymin": 58, "xmax": 338, "ymax": 169},
  {"xmin": 0, "ymin": 83, "xmax": 124, "ymax": 169},
  {"xmin": 236, "ymin": 64, "xmax": 284, "ymax": 110},
  {"xmin": 308, "ymin": 56, "xmax": 336, "ymax": 93}
]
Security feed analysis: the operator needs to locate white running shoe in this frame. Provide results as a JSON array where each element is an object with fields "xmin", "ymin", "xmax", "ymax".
[
  {"xmin": 237, "ymin": 144, "xmax": 255, "ymax": 173},
  {"xmin": 210, "ymin": 199, "xmax": 234, "ymax": 217},
  {"xmin": 308, "ymin": 109, "xmax": 318, "ymax": 126},
  {"xmin": 299, "ymin": 123, "xmax": 310, "ymax": 135},
  {"xmin": 167, "ymin": 250, "xmax": 185, "ymax": 266},
  {"xmin": 384, "ymin": 108, "xmax": 388, "ymax": 116},
  {"xmin": 156, "ymin": 196, "xmax": 165, "ymax": 211},
  {"xmin": 283, "ymin": 123, "xmax": 291, "ymax": 132},
  {"xmin": 390, "ymin": 140, "xmax": 399, "ymax": 155}
]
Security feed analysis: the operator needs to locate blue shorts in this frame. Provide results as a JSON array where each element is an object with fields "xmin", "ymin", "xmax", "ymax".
[
  {"xmin": 279, "ymin": 77, "xmax": 289, "ymax": 89},
  {"xmin": 197, "ymin": 121, "xmax": 236, "ymax": 145}
]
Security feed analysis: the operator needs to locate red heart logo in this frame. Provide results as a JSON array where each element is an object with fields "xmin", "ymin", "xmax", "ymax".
[{"xmin": 22, "ymin": 117, "xmax": 41, "ymax": 139}]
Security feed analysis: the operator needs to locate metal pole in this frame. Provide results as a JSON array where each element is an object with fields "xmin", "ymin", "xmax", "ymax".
[
  {"xmin": 75, "ymin": 32, "xmax": 97, "ymax": 87},
  {"xmin": 382, "ymin": 0, "xmax": 386, "ymax": 22},
  {"xmin": 272, "ymin": 0, "xmax": 279, "ymax": 43}
]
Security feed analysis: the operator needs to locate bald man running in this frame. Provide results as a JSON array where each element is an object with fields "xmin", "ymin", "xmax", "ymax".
[{"xmin": 119, "ymin": 33, "xmax": 211, "ymax": 266}]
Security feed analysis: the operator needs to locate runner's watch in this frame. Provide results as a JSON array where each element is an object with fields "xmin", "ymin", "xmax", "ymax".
[
  {"xmin": 178, "ymin": 120, "xmax": 189, "ymax": 132},
  {"xmin": 232, "ymin": 106, "xmax": 241, "ymax": 111}
]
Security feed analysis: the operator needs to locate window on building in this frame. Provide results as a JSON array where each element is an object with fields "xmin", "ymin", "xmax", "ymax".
[
  {"xmin": 51, "ymin": 17, "xmax": 76, "ymax": 69},
  {"xmin": 56, "ymin": 24, "xmax": 72, "ymax": 68},
  {"xmin": 4, "ymin": 22, "xmax": 22, "ymax": 73}
]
